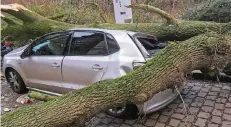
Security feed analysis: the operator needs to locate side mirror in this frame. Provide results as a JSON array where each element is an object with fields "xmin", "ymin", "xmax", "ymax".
[{"xmin": 21, "ymin": 44, "xmax": 32, "ymax": 59}]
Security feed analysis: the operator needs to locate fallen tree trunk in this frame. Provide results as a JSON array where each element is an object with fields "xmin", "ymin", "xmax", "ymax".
[{"xmin": 1, "ymin": 3, "xmax": 231, "ymax": 127}]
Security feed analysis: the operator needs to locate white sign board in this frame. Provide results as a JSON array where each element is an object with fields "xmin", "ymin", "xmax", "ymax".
[{"xmin": 113, "ymin": 0, "xmax": 133, "ymax": 24}]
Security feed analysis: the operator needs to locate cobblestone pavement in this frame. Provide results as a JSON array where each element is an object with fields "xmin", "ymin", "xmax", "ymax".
[{"xmin": 1, "ymin": 73, "xmax": 231, "ymax": 127}]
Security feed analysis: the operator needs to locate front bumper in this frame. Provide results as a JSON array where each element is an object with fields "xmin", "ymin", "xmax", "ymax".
[{"xmin": 137, "ymin": 86, "xmax": 183, "ymax": 115}]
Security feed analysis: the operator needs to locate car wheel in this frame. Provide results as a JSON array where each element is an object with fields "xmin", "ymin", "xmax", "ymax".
[
  {"xmin": 105, "ymin": 104, "xmax": 138, "ymax": 119},
  {"xmin": 6, "ymin": 69, "xmax": 28, "ymax": 94}
]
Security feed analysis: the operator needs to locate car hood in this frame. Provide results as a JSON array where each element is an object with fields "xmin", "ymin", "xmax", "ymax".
[{"xmin": 6, "ymin": 44, "xmax": 29, "ymax": 56}]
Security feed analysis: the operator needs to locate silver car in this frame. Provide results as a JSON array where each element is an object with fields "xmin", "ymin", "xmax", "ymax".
[{"xmin": 3, "ymin": 28, "xmax": 180, "ymax": 118}]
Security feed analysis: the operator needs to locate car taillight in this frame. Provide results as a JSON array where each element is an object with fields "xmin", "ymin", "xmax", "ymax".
[{"xmin": 132, "ymin": 62, "xmax": 145, "ymax": 70}]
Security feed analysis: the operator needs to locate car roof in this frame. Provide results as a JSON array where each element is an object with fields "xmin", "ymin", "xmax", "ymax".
[{"xmin": 69, "ymin": 28, "xmax": 137, "ymax": 36}]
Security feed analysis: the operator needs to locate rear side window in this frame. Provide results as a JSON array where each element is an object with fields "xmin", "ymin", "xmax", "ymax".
[
  {"xmin": 137, "ymin": 37, "xmax": 157, "ymax": 50},
  {"xmin": 69, "ymin": 32, "xmax": 107, "ymax": 55},
  {"xmin": 106, "ymin": 34, "xmax": 119, "ymax": 54}
]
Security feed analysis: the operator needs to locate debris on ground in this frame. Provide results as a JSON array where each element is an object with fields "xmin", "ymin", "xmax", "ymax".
[
  {"xmin": 16, "ymin": 94, "xmax": 34, "ymax": 104},
  {"xmin": 3, "ymin": 108, "xmax": 10, "ymax": 112}
]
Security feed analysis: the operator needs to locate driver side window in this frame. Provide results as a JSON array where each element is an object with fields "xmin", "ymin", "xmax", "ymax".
[{"xmin": 32, "ymin": 33, "xmax": 69, "ymax": 56}]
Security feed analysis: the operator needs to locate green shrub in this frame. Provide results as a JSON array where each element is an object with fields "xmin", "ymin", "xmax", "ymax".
[{"xmin": 182, "ymin": 0, "xmax": 231, "ymax": 23}]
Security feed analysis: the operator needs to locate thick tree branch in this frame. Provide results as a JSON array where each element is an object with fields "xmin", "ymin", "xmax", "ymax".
[
  {"xmin": 127, "ymin": 4, "xmax": 179, "ymax": 25},
  {"xmin": 0, "ymin": 3, "xmax": 43, "ymax": 22},
  {"xmin": 1, "ymin": 3, "xmax": 231, "ymax": 42},
  {"xmin": 1, "ymin": 15, "xmax": 19, "ymax": 25}
]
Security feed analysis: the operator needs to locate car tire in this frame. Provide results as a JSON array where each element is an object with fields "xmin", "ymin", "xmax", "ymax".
[
  {"xmin": 105, "ymin": 104, "xmax": 138, "ymax": 119},
  {"xmin": 6, "ymin": 69, "xmax": 28, "ymax": 94}
]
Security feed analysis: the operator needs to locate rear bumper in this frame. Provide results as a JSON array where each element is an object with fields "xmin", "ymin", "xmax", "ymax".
[{"xmin": 137, "ymin": 86, "xmax": 183, "ymax": 115}]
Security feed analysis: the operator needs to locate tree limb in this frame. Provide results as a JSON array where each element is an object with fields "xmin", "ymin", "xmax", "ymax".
[
  {"xmin": 0, "ymin": 3, "xmax": 43, "ymax": 22},
  {"xmin": 127, "ymin": 4, "xmax": 179, "ymax": 25}
]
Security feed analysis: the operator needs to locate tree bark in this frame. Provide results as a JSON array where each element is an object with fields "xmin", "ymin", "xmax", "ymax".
[{"xmin": 1, "ymin": 3, "xmax": 231, "ymax": 127}]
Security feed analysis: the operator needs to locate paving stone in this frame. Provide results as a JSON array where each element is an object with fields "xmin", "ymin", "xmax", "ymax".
[
  {"xmin": 187, "ymin": 83, "xmax": 194, "ymax": 87},
  {"xmin": 229, "ymin": 97, "xmax": 231, "ymax": 102},
  {"xmin": 101, "ymin": 117, "xmax": 113, "ymax": 124},
  {"xmin": 223, "ymin": 114, "xmax": 231, "ymax": 121},
  {"xmin": 211, "ymin": 87, "xmax": 221, "ymax": 92},
  {"xmin": 212, "ymin": 109, "xmax": 223, "ymax": 116},
  {"xmin": 154, "ymin": 122, "xmax": 165, "ymax": 127},
  {"xmin": 120, "ymin": 124, "xmax": 131, "ymax": 127},
  {"xmin": 191, "ymin": 86, "xmax": 201, "ymax": 91},
  {"xmin": 132, "ymin": 124, "xmax": 143, "ymax": 127},
  {"xmin": 206, "ymin": 96, "xmax": 217, "ymax": 100},
  {"xmin": 178, "ymin": 122, "xmax": 191, "ymax": 127},
  {"xmin": 195, "ymin": 118, "xmax": 207, "ymax": 127},
  {"xmin": 136, "ymin": 118, "xmax": 147, "ymax": 124},
  {"xmin": 208, "ymin": 92, "xmax": 219, "ymax": 96},
  {"xmin": 181, "ymin": 90, "xmax": 189, "ymax": 95},
  {"xmin": 185, "ymin": 95, "xmax": 196, "ymax": 99},
  {"xmin": 204, "ymin": 100, "xmax": 215, "ymax": 106},
  {"xmin": 158, "ymin": 115, "xmax": 169, "ymax": 123},
  {"xmin": 221, "ymin": 90, "xmax": 230, "ymax": 94},
  {"xmin": 201, "ymin": 106, "xmax": 213, "ymax": 113},
  {"xmin": 168, "ymin": 104, "xmax": 178, "ymax": 109},
  {"xmin": 215, "ymin": 103, "xmax": 224, "ymax": 110},
  {"xmin": 211, "ymin": 116, "xmax": 221, "ymax": 124},
  {"xmin": 221, "ymin": 121, "xmax": 231, "ymax": 127},
  {"xmin": 184, "ymin": 98, "xmax": 193, "ymax": 103},
  {"xmin": 150, "ymin": 114, "xmax": 159, "ymax": 120},
  {"xmin": 183, "ymin": 115, "xmax": 195, "ymax": 123},
  {"xmin": 98, "ymin": 113, "xmax": 106, "ymax": 118},
  {"xmin": 201, "ymin": 88, "xmax": 209, "ymax": 92},
  {"xmin": 178, "ymin": 103, "xmax": 189, "ymax": 108},
  {"xmin": 96, "ymin": 124, "xmax": 108, "ymax": 127},
  {"xmin": 114, "ymin": 119, "xmax": 124, "ymax": 124},
  {"xmin": 125, "ymin": 120, "xmax": 136, "ymax": 125},
  {"xmin": 204, "ymin": 83, "xmax": 212, "ymax": 88},
  {"xmin": 191, "ymin": 102, "xmax": 202, "ymax": 107},
  {"xmin": 225, "ymin": 103, "xmax": 231, "ymax": 108},
  {"xmin": 109, "ymin": 124, "xmax": 120, "ymax": 127},
  {"xmin": 216, "ymin": 98, "xmax": 227, "ymax": 103},
  {"xmin": 198, "ymin": 92, "xmax": 207, "ymax": 97},
  {"xmin": 224, "ymin": 108, "xmax": 231, "ymax": 114},
  {"xmin": 189, "ymin": 107, "xmax": 199, "ymax": 114},
  {"xmin": 169, "ymin": 119, "xmax": 180, "ymax": 127},
  {"xmin": 172, "ymin": 113, "xmax": 185, "ymax": 120},
  {"xmin": 175, "ymin": 108, "xmax": 185, "ymax": 114},
  {"xmin": 87, "ymin": 117, "xmax": 102, "ymax": 127},
  {"xmin": 195, "ymin": 97, "xmax": 205, "ymax": 103},
  {"xmin": 207, "ymin": 124, "xmax": 219, "ymax": 127},
  {"xmin": 198, "ymin": 112, "xmax": 210, "ymax": 119},
  {"xmin": 145, "ymin": 119, "xmax": 156, "ymax": 127},
  {"xmin": 174, "ymin": 98, "xmax": 182, "ymax": 104},
  {"xmin": 222, "ymin": 86, "xmax": 231, "ymax": 90},
  {"xmin": 219, "ymin": 93, "xmax": 230, "ymax": 98},
  {"xmin": 162, "ymin": 109, "xmax": 174, "ymax": 116}
]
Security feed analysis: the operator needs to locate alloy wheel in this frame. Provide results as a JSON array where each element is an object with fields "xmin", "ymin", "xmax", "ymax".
[{"xmin": 8, "ymin": 71, "xmax": 20, "ymax": 91}]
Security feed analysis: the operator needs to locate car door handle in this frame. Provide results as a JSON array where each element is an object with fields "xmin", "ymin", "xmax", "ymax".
[
  {"xmin": 51, "ymin": 63, "xmax": 60, "ymax": 68},
  {"xmin": 92, "ymin": 64, "xmax": 103, "ymax": 71}
]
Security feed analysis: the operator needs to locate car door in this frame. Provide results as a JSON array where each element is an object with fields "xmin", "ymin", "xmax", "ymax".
[
  {"xmin": 61, "ymin": 31, "xmax": 109, "ymax": 93},
  {"xmin": 21, "ymin": 32, "xmax": 70, "ymax": 94}
]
